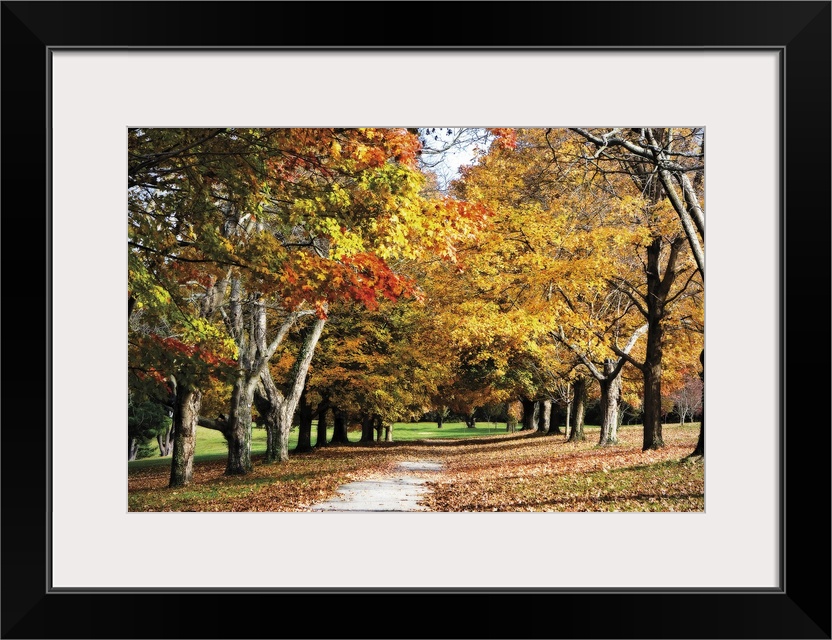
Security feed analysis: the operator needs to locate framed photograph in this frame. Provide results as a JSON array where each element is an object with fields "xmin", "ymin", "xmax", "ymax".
[{"xmin": 3, "ymin": 1, "xmax": 829, "ymax": 638}]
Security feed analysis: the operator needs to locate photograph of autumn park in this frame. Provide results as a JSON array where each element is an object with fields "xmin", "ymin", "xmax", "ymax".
[{"xmin": 128, "ymin": 127, "xmax": 705, "ymax": 512}]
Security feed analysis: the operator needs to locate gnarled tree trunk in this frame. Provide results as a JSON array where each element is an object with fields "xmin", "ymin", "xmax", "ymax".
[
  {"xmin": 247, "ymin": 315, "xmax": 327, "ymax": 464},
  {"xmin": 569, "ymin": 378, "xmax": 586, "ymax": 442},
  {"xmin": 254, "ymin": 372, "xmax": 281, "ymax": 463},
  {"xmin": 169, "ymin": 383, "xmax": 202, "ymax": 487},
  {"xmin": 598, "ymin": 360, "xmax": 622, "ymax": 446},
  {"xmin": 157, "ymin": 421, "xmax": 174, "ymax": 457},
  {"xmin": 226, "ymin": 376, "xmax": 255, "ymax": 475}
]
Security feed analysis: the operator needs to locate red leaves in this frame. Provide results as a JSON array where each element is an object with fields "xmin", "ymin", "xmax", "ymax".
[
  {"xmin": 151, "ymin": 335, "xmax": 236, "ymax": 371},
  {"xmin": 341, "ymin": 253, "xmax": 420, "ymax": 308},
  {"xmin": 488, "ymin": 128, "xmax": 518, "ymax": 149},
  {"xmin": 277, "ymin": 252, "xmax": 420, "ymax": 314}
]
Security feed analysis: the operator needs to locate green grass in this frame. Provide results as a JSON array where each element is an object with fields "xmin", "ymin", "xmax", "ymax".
[
  {"xmin": 129, "ymin": 422, "xmax": 703, "ymax": 512},
  {"xmin": 128, "ymin": 420, "xmax": 511, "ymax": 471},
  {"xmin": 388, "ymin": 420, "xmax": 511, "ymax": 440}
]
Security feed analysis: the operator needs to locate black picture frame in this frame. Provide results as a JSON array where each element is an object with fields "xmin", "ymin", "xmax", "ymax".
[{"xmin": 2, "ymin": 2, "xmax": 829, "ymax": 638}]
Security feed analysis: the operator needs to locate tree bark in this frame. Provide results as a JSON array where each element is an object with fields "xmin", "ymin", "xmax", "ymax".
[
  {"xmin": 277, "ymin": 317, "xmax": 326, "ymax": 459},
  {"xmin": 437, "ymin": 414, "xmax": 443, "ymax": 429},
  {"xmin": 568, "ymin": 378, "xmax": 586, "ymax": 442},
  {"xmin": 225, "ymin": 376, "xmax": 254, "ymax": 475},
  {"xmin": 374, "ymin": 416, "xmax": 383, "ymax": 442},
  {"xmin": 254, "ymin": 370, "xmax": 282, "ymax": 463},
  {"xmin": 640, "ymin": 237, "xmax": 679, "ymax": 451},
  {"xmin": 565, "ymin": 398, "xmax": 572, "ymax": 431},
  {"xmin": 250, "ymin": 316, "xmax": 327, "ymax": 464},
  {"xmin": 360, "ymin": 415, "xmax": 375, "ymax": 443},
  {"xmin": 598, "ymin": 360, "xmax": 622, "ymax": 446},
  {"xmin": 689, "ymin": 349, "xmax": 705, "ymax": 457},
  {"xmin": 331, "ymin": 408, "xmax": 350, "ymax": 444},
  {"xmin": 538, "ymin": 399, "xmax": 551, "ymax": 433},
  {"xmin": 223, "ymin": 278, "xmax": 326, "ymax": 470},
  {"xmin": 316, "ymin": 398, "xmax": 330, "ymax": 448},
  {"xmin": 295, "ymin": 382, "xmax": 314, "ymax": 453},
  {"xmin": 520, "ymin": 399, "xmax": 538, "ymax": 431},
  {"xmin": 169, "ymin": 385, "xmax": 202, "ymax": 487},
  {"xmin": 157, "ymin": 421, "xmax": 174, "ymax": 457},
  {"xmin": 642, "ymin": 358, "xmax": 664, "ymax": 450},
  {"xmin": 548, "ymin": 402, "xmax": 564, "ymax": 435},
  {"xmin": 128, "ymin": 438, "xmax": 139, "ymax": 461},
  {"xmin": 465, "ymin": 412, "xmax": 476, "ymax": 429},
  {"xmin": 384, "ymin": 424, "xmax": 393, "ymax": 442}
]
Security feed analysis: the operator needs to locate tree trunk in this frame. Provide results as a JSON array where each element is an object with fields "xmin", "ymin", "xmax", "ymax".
[
  {"xmin": 375, "ymin": 417, "xmax": 383, "ymax": 442},
  {"xmin": 360, "ymin": 415, "xmax": 375, "ymax": 443},
  {"xmin": 316, "ymin": 399, "xmax": 330, "ymax": 448},
  {"xmin": 169, "ymin": 385, "xmax": 202, "ymax": 487},
  {"xmin": 384, "ymin": 424, "xmax": 393, "ymax": 442},
  {"xmin": 641, "ymin": 256, "xmax": 666, "ymax": 451},
  {"xmin": 549, "ymin": 402, "xmax": 564, "ymax": 435},
  {"xmin": 252, "ymin": 317, "xmax": 327, "ymax": 464},
  {"xmin": 331, "ymin": 409, "xmax": 350, "ymax": 444},
  {"xmin": 128, "ymin": 438, "xmax": 139, "ymax": 461},
  {"xmin": 465, "ymin": 412, "xmax": 476, "ymax": 429},
  {"xmin": 538, "ymin": 399, "xmax": 551, "ymax": 433},
  {"xmin": 157, "ymin": 421, "xmax": 174, "ymax": 457},
  {"xmin": 295, "ymin": 382, "xmax": 314, "ymax": 453},
  {"xmin": 255, "ymin": 371, "xmax": 283, "ymax": 464},
  {"xmin": 277, "ymin": 318, "xmax": 326, "ymax": 460},
  {"xmin": 642, "ymin": 362, "xmax": 664, "ymax": 450},
  {"xmin": 520, "ymin": 399, "xmax": 538, "ymax": 431},
  {"xmin": 689, "ymin": 350, "xmax": 705, "ymax": 457},
  {"xmin": 640, "ymin": 236, "xmax": 683, "ymax": 451},
  {"xmin": 437, "ymin": 414, "xmax": 443, "ymax": 429},
  {"xmin": 565, "ymin": 398, "xmax": 572, "ymax": 432},
  {"xmin": 225, "ymin": 377, "xmax": 254, "ymax": 475},
  {"xmin": 598, "ymin": 360, "xmax": 622, "ymax": 446},
  {"xmin": 568, "ymin": 378, "xmax": 586, "ymax": 442}
]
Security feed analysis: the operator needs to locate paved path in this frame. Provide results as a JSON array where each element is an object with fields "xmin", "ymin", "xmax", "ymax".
[{"xmin": 310, "ymin": 460, "xmax": 443, "ymax": 512}]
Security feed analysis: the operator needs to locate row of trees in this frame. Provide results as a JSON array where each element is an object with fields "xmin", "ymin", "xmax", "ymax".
[{"xmin": 128, "ymin": 127, "xmax": 704, "ymax": 487}]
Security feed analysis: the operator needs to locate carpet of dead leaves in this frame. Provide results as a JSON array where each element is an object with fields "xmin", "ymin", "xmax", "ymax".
[
  {"xmin": 128, "ymin": 425, "xmax": 703, "ymax": 512},
  {"xmin": 419, "ymin": 425, "xmax": 704, "ymax": 512}
]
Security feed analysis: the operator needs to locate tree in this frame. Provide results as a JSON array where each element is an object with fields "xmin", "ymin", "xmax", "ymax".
[
  {"xmin": 671, "ymin": 373, "xmax": 704, "ymax": 425},
  {"xmin": 129, "ymin": 127, "xmax": 484, "ymax": 476},
  {"xmin": 555, "ymin": 324, "xmax": 648, "ymax": 445},
  {"xmin": 569, "ymin": 128, "xmax": 705, "ymax": 455},
  {"xmin": 128, "ymin": 240, "xmax": 236, "ymax": 486},
  {"xmin": 127, "ymin": 396, "xmax": 171, "ymax": 460}
]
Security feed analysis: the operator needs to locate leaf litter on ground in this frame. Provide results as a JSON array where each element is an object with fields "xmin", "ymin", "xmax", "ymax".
[{"xmin": 128, "ymin": 424, "xmax": 703, "ymax": 512}]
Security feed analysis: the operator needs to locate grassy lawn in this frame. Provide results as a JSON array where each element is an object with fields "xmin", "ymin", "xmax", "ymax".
[
  {"xmin": 128, "ymin": 420, "xmax": 512, "ymax": 470},
  {"xmin": 128, "ymin": 422, "xmax": 703, "ymax": 513}
]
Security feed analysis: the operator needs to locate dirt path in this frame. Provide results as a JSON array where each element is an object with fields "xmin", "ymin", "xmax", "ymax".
[{"xmin": 309, "ymin": 460, "xmax": 443, "ymax": 512}]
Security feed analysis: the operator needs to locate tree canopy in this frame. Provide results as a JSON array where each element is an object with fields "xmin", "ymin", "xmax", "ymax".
[{"xmin": 128, "ymin": 127, "xmax": 705, "ymax": 485}]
